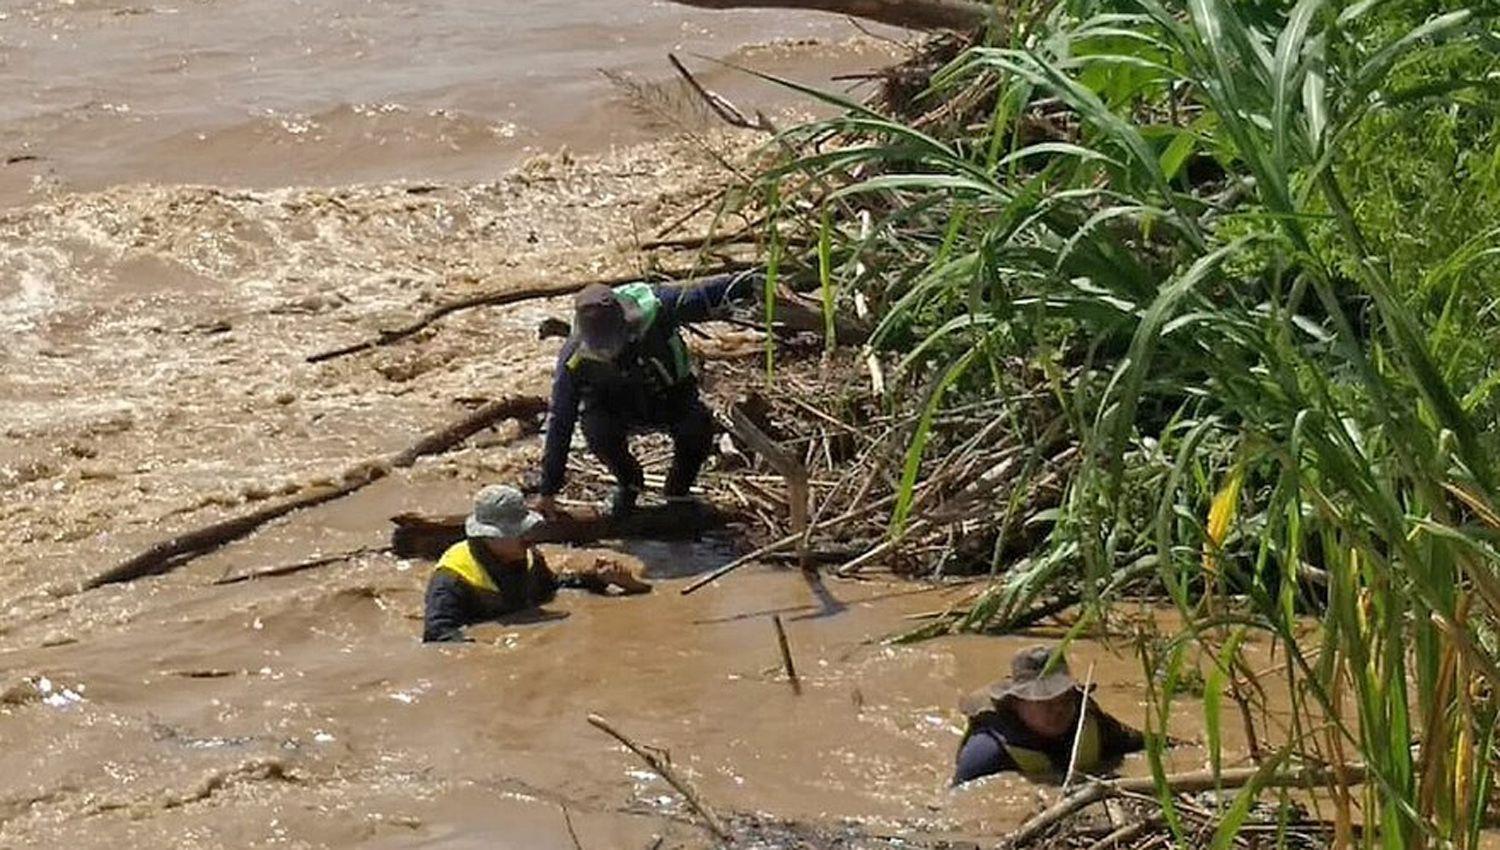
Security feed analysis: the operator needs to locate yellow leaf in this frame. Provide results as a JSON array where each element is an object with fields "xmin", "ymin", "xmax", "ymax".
[{"xmin": 1203, "ymin": 462, "xmax": 1245, "ymax": 575}]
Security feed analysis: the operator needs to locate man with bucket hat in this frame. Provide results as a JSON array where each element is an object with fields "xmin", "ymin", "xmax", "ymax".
[
  {"xmin": 952, "ymin": 645, "xmax": 1143, "ymax": 784},
  {"xmin": 534, "ymin": 270, "xmax": 760, "ymax": 518},
  {"xmin": 422, "ymin": 485, "xmax": 650, "ymax": 642}
]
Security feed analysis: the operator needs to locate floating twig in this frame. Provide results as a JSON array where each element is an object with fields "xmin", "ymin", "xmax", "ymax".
[
  {"xmin": 586, "ymin": 713, "xmax": 732, "ymax": 842},
  {"xmin": 561, "ymin": 803, "xmax": 585, "ymax": 850},
  {"xmin": 214, "ymin": 546, "xmax": 392, "ymax": 585},
  {"xmin": 772, "ymin": 614, "xmax": 800, "ymax": 694}
]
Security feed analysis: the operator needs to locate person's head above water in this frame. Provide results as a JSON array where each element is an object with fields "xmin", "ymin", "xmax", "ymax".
[
  {"xmin": 574, "ymin": 284, "xmax": 639, "ymax": 359},
  {"xmin": 465, "ymin": 484, "xmax": 543, "ymax": 559},
  {"xmin": 963, "ymin": 645, "xmax": 1084, "ymax": 739}
]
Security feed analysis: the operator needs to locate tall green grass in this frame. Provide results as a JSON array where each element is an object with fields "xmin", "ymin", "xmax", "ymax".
[{"xmin": 756, "ymin": 0, "xmax": 1500, "ymax": 844}]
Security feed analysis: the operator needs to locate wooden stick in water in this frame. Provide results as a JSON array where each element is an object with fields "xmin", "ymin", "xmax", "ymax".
[
  {"xmin": 772, "ymin": 614, "xmax": 800, "ymax": 695},
  {"xmin": 1006, "ymin": 762, "xmax": 1368, "ymax": 848},
  {"xmin": 681, "ymin": 492, "xmax": 901, "ymax": 595},
  {"xmin": 1062, "ymin": 661, "xmax": 1097, "ymax": 791},
  {"xmin": 560, "ymin": 803, "xmax": 586, "ymax": 850},
  {"xmin": 585, "ymin": 713, "xmax": 732, "ymax": 842}
]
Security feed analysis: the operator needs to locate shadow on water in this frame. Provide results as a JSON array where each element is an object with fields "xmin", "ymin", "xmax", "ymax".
[
  {"xmin": 612, "ymin": 534, "xmax": 741, "ymax": 580},
  {"xmin": 615, "ymin": 536, "xmax": 848, "ymax": 620},
  {"xmin": 796, "ymin": 570, "xmax": 847, "ymax": 621}
]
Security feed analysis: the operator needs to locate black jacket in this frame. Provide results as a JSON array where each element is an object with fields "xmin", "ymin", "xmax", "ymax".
[
  {"xmin": 957, "ymin": 693, "xmax": 1145, "ymax": 778},
  {"xmin": 422, "ymin": 543, "xmax": 602, "ymax": 642},
  {"xmin": 538, "ymin": 271, "xmax": 758, "ymax": 495}
]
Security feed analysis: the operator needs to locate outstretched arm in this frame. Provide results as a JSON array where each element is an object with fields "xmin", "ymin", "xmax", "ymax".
[
  {"xmin": 538, "ymin": 345, "xmax": 581, "ymax": 497},
  {"xmin": 1090, "ymin": 701, "xmax": 1146, "ymax": 756},
  {"xmin": 657, "ymin": 269, "xmax": 762, "ymax": 326}
]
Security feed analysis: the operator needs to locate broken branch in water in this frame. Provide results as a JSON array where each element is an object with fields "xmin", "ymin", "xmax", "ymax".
[
  {"xmin": 772, "ymin": 614, "xmax": 800, "ymax": 694},
  {"xmin": 213, "ymin": 545, "xmax": 392, "ymax": 585},
  {"xmin": 83, "ymin": 395, "xmax": 547, "ymax": 590},
  {"xmin": 680, "ymin": 490, "xmax": 902, "ymax": 595},
  {"xmin": 669, "ymin": 53, "xmax": 774, "ymax": 134},
  {"xmin": 585, "ymin": 713, "xmax": 732, "ymax": 842},
  {"xmin": 305, "ymin": 261, "xmax": 756, "ymax": 363},
  {"xmin": 1004, "ymin": 762, "xmax": 1369, "ymax": 848},
  {"xmin": 560, "ymin": 803, "xmax": 586, "ymax": 850}
]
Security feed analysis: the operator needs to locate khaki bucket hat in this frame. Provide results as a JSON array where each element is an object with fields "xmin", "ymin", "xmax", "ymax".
[{"xmin": 959, "ymin": 645, "xmax": 1083, "ymax": 717}]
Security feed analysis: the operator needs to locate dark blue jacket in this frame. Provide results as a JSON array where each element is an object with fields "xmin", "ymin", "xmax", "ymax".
[{"xmin": 539, "ymin": 272, "xmax": 756, "ymax": 496}]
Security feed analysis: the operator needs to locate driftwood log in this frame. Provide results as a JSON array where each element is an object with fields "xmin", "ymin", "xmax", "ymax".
[
  {"xmin": 390, "ymin": 504, "xmax": 743, "ymax": 560},
  {"xmin": 670, "ymin": 0, "xmax": 988, "ymax": 30},
  {"xmin": 83, "ymin": 395, "xmax": 547, "ymax": 590},
  {"xmin": 306, "ymin": 262, "xmax": 757, "ymax": 364},
  {"xmin": 1005, "ymin": 762, "xmax": 1369, "ymax": 848}
]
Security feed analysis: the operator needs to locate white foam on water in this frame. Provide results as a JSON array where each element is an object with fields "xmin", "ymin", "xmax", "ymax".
[{"xmin": 0, "ymin": 266, "xmax": 58, "ymax": 335}]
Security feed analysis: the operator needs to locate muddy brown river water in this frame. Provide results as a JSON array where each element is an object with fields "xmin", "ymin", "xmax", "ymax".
[
  {"xmin": 1, "ymin": 3, "xmax": 1254, "ymax": 847},
  {"xmin": 0, "ymin": 0, "xmax": 897, "ymax": 207}
]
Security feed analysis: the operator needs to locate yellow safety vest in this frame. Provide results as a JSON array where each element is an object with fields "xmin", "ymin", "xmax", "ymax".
[
  {"xmin": 435, "ymin": 541, "xmax": 534, "ymax": 593},
  {"xmin": 1000, "ymin": 711, "xmax": 1102, "ymax": 775}
]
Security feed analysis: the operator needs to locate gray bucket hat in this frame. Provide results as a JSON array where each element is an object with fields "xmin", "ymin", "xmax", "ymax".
[
  {"xmin": 959, "ymin": 645, "xmax": 1082, "ymax": 717},
  {"xmin": 465, "ymin": 484, "xmax": 544, "ymax": 540}
]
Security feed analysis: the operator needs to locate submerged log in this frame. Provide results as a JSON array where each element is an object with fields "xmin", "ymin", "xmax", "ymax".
[
  {"xmin": 83, "ymin": 395, "xmax": 547, "ymax": 590},
  {"xmin": 390, "ymin": 504, "xmax": 743, "ymax": 560},
  {"xmin": 669, "ymin": 0, "xmax": 989, "ymax": 30}
]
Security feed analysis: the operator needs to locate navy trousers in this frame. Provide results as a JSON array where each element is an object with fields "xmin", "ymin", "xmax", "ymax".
[{"xmin": 579, "ymin": 395, "xmax": 715, "ymax": 497}]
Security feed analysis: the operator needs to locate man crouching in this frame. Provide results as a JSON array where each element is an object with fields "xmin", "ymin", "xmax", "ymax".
[{"xmin": 423, "ymin": 484, "xmax": 650, "ymax": 643}]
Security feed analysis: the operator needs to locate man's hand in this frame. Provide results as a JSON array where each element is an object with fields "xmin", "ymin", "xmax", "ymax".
[{"xmin": 592, "ymin": 557, "xmax": 653, "ymax": 595}]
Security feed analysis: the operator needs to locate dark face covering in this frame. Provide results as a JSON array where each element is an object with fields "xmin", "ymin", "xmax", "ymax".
[{"xmin": 575, "ymin": 284, "xmax": 628, "ymax": 357}]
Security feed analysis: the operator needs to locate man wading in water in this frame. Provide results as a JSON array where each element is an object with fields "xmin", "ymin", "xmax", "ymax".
[
  {"xmin": 953, "ymin": 645, "xmax": 1144, "ymax": 784},
  {"xmin": 533, "ymin": 271, "xmax": 759, "ymax": 518},
  {"xmin": 423, "ymin": 485, "xmax": 650, "ymax": 643}
]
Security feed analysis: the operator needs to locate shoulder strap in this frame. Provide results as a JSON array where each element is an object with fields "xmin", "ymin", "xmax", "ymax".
[
  {"xmin": 435, "ymin": 541, "xmax": 500, "ymax": 593},
  {"xmin": 613, "ymin": 282, "xmax": 661, "ymax": 329}
]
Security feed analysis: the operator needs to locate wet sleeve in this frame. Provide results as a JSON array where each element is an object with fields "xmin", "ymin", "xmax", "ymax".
[
  {"xmin": 1090, "ymin": 703, "xmax": 1146, "ymax": 757},
  {"xmin": 423, "ymin": 571, "xmax": 473, "ymax": 643},
  {"xmin": 538, "ymin": 345, "xmax": 580, "ymax": 496},
  {"xmin": 953, "ymin": 727, "xmax": 1017, "ymax": 785},
  {"xmin": 526, "ymin": 549, "xmax": 561, "ymax": 605},
  {"xmin": 658, "ymin": 270, "xmax": 762, "ymax": 326}
]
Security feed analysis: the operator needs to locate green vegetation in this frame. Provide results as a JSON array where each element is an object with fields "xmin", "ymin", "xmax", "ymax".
[{"xmin": 751, "ymin": 0, "xmax": 1500, "ymax": 845}]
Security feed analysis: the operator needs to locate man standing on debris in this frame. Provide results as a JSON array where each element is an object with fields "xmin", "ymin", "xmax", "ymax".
[
  {"xmin": 424, "ymin": 485, "xmax": 650, "ymax": 642},
  {"xmin": 534, "ymin": 270, "xmax": 760, "ymax": 518},
  {"xmin": 952, "ymin": 645, "xmax": 1144, "ymax": 784}
]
